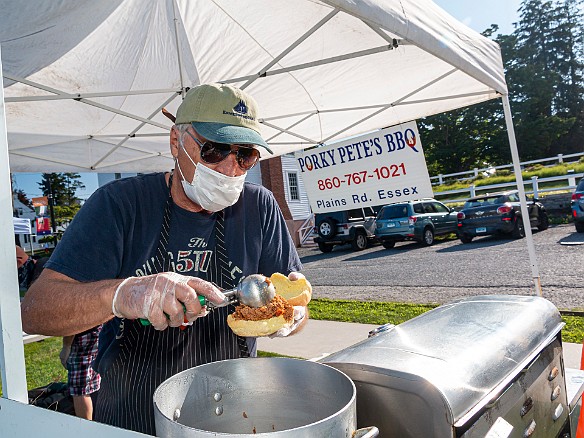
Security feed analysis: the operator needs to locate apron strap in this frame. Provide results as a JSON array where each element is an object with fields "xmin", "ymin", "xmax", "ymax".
[{"xmin": 214, "ymin": 210, "xmax": 250, "ymax": 358}]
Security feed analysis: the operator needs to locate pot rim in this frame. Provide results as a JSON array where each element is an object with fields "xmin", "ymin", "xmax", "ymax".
[{"xmin": 153, "ymin": 357, "xmax": 357, "ymax": 436}]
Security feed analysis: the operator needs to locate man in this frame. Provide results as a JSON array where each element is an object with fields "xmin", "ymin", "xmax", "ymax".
[{"xmin": 21, "ymin": 83, "xmax": 305, "ymax": 435}]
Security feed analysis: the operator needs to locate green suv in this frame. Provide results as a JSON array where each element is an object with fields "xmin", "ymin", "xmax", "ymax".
[{"xmin": 374, "ymin": 199, "xmax": 458, "ymax": 248}]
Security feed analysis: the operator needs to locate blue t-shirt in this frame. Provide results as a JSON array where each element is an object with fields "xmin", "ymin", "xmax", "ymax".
[
  {"xmin": 46, "ymin": 172, "xmax": 302, "ymax": 368},
  {"xmin": 47, "ymin": 172, "xmax": 301, "ymax": 281}
]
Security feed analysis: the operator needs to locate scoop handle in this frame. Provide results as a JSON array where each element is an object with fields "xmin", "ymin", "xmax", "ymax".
[{"xmin": 138, "ymin": 296, "xmax": 206, "ymax": 326}]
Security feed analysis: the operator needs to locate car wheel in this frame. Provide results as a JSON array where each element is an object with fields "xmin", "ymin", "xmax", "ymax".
[
  {"xmin": 382, "ymin": 241, "xmax": 396, "ymax": 249},
  {"xmin": 576, "ymin": 222, "xmax": 584, "ymax": 233},
  {"xmin": 318, "ymin": 242, "xmax": 334, "ymax": 253},
  {"xmin": 422, "ymin": 227, "xmax": 434, "ymax": 246},
  {"xmin": 317, "ymin": 218, "xmax": 337, "ymax": 239},
  {"xmin": 512, "ymin": 217, "xmax": 525, "ymax": 239},
  {"xmin": 537, "ymin": 211, "xmax": 549, "ymax": 231},
  {"xmin": 351, "ymin": 231, "xmax": 368, "ymax": 251},
  {"xmin": 460, "ymin": 234, "xmax": 473, "ymax": 244}
]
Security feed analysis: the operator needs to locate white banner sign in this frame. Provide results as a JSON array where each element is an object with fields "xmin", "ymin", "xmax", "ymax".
[
  {"xmin": 13, "ymin": 217, "xmax": 32, "ymax": 235},
  {"xmin": 295, "ymin": 121, "xmax": 433, "ymax": 213}
]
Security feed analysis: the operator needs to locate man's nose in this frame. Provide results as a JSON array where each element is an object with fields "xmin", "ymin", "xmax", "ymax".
[{"xmin": 217, "ymin": 151, "xmax": 242, "ymax": 176}]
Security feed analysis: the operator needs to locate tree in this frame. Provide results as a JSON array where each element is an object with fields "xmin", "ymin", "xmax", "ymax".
[
  {"xmin": 37, "ymin": 173, "xmax": 85, "ymax": 228},
  {"xmin": 418, "ymin": 26, "xmax": 509, "ymax": 175},
  {"xmin": 14, "ymin": 189, "xmax": 32, "ymax": 209},
  {"xmin": 506, "ymin": 0, "xmax": 583, "ymax": 158},
  {"xmin": 551, "ymin": 0, "xmax": 584, "ymax": 152},
  {"xmin": 420, "ymin": 0, "xmax": 584, "ymax": 173}
]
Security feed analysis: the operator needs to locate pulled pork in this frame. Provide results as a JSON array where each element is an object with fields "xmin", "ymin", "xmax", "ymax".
[{"xmin": 231, "ymin": 295, "xmax": 293, "ymax": 321}]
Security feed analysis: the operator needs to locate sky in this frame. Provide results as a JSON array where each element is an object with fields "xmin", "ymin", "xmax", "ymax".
[{"xmin": 10, "ymin": 0, "xmax": 522, "ymax": 203}]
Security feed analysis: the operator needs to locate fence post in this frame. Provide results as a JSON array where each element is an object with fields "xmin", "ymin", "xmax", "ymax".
[
  {"xmin": 438, "ymin": 174, "xmax": 443, "ymax": 185},
  {"xmin": 558, "ymin": 154, "xmax": 563, "ymax": 164},
  {"xmin": 474, "ymin": 168, "xmax": 479, "ymax": 178},
  {"xmin": 568, "ymin": 169, "xmax": 576, "ymax": 187},
  {"xmin": 470, "ymin": 185, "xmax": 476, "ymax": 198},
  {"xmin": 531, "ymin": 176, "xmax": 539, "ymax": 198}
]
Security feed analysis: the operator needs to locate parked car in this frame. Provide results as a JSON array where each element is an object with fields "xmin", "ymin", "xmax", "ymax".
[
  {"xmin": 572, "ymin": 177, "xmax": 584, "ymax": 233},
  {"xmin": 374, "ymin": 199, "xmax": 459, "ymax": 249},
  {"xmin": 313, "ymin": 207, "xmax": 378, "ymax": 253},
  {"xmin": 456, "ymin": 190, "xmax": 549, "ymax": 243}
]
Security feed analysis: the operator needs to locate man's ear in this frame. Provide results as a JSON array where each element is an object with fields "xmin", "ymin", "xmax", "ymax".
[{"xmin": 170, "ymin": 126, "xmax": 180, "ymax": 159}]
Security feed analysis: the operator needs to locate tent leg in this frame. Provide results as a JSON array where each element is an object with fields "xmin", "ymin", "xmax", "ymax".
[
  {"xmin": 0, "ymin": 44, "xmax": 29, "ymax": 402},
  {"xmin": 502, "ymin": 95, "xmax": 542, "ymax": 297}
]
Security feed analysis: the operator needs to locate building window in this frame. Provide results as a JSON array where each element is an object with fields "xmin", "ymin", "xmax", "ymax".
[
  {"xmin": 287, "ymin": 172, "xmax": 300, "ymax": 201},
  {"xmin": 115, "ymin": 173, "xmax": 122, "ymax": 180}
]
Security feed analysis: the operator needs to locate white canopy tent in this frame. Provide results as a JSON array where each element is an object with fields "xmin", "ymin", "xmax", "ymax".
[{"xmin": 0, "ymin": 1, "xmax": 541, "ymax": 434}]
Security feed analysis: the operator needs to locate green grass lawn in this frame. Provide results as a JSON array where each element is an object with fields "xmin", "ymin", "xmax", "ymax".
[{"xmin": 3, "ymin": 298, "xmax": 583, "ymax": 396}]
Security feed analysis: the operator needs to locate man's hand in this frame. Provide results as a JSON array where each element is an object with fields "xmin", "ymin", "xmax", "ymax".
[
  {"xmin": 267, "ymin": 271, "xmax": 311, "ymax": 337},
  {"xmin": 59, "ymin": 335, "xmax": 74, "ymax": 368},
  {"xmin": 112, "ymin": 272, "xmax": 228, "ymax": 330},
  {"xmin": 287, "ymin": 271, "xmax": 307, "ymax": 283},
  {"xmin": 269, "ymin": 305, "xmax": 308, "ymax": 338}
]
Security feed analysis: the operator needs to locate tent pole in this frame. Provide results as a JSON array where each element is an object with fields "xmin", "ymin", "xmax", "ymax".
[
  {"xmin": 0, "ymin": 44, "xmax": 29, "ymax": 402},
  {"xmin": 171, "ymin": 0, "xmax": 186, "ymax": 95},
  {"xmin": 502, "ymin": 94, "xmax": 543, "ymax": 297}
]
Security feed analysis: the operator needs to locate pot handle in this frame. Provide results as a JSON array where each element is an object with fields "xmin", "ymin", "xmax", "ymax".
[{"xmin": 353, "ymin": 426, "xmax": 379, "ymax": 438}]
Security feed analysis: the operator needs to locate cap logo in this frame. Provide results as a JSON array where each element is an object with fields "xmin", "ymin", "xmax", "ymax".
[
  {"xmin": 222, "ymin": 100, "xmax": 255, "ymax": 121},
  {"xmin": 233, "ymin": 100, "xmax": 248, "ymax": 115}
]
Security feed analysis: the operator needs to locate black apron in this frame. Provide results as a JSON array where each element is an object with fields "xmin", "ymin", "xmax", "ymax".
[{"xmin": 95, "ymin": 174, "xmax": 249, "ymax": 435}]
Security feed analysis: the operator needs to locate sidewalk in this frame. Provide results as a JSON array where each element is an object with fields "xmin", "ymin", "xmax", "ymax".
[{"xmin": 257, "ymin": 319, "xmax": 583, "ymax": 369}]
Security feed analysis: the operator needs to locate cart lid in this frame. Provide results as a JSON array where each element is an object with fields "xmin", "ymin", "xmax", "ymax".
[{"xmin": 323, "ymin": 295, "xmax": 564, "ymax": 425}]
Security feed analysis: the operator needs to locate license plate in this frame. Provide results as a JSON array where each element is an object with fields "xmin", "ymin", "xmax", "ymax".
[
  {"xmin": 386, "ymin": 222, "xmax": 396, "ymax": 228},
  {"xmin": 476, "ymin": 227, "xmax": 487, "ymax": 233}
]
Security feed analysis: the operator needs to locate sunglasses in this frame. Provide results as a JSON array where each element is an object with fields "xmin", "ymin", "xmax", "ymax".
[{"xmin": 186, "ymin": 130, "xmax": 260, "ymax": 171}]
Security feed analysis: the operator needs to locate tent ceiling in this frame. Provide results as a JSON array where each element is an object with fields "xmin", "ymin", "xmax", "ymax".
[{"xmin": 1, "ymin": 0, "xmax": 506, "ymax": 173}]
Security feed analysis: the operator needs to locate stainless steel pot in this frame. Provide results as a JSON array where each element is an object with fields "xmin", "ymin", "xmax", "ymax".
[{"xmin": 153, "ymin": 357, "xmax": 378, "ymax": 437}]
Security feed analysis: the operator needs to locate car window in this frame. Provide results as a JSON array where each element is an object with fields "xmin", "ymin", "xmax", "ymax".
[
  {"xmin": 423, "ymin": 203, "xmax": 435, "ymax": 213},
  {"xmin": 379, "ymin": 205, "xmax": 409, "ymax": 219},
  {"xmin": 413, "ymin": 203, "xmax": 424, "ymax": 214},
  {"xmin": 432, "ymin": 202, "xmax": 449, "ymax": 213},
  {"xmin": 363, "ymin": 207, "xmax": 376, "ymax": 217},
  {"xmin": 347, "ymin": 208, "xmax": 365, "ymax": 221},
  {"xmin": 465, "ymin": 197, "xmax": 496, "ymax": 208},
  {"xmin": 576, "ymin": 179, "xmax": 584, "ymax": 191},
  {"xmin": 507, "ymin": 193, "xmax": 519, "ymax": 202},
  {"xmin": 316, "ymin": 211, "xmax": 344, "ymax": 223}
]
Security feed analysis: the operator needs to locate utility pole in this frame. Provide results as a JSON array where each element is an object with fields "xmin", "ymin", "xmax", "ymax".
[{"xmin": 47, "ymin": 173, "xmax": 57, "ymax": 233}]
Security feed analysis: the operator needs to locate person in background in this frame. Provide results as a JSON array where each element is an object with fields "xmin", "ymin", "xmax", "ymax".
[
  {"xmin": 15, "ymin": 244, "xmax": 101, "ymax": 420},
  {"xmin": 16, "ymin": 245, "xmax": 47, "ymax": 292},
  {"xmin": 21, "ymin": 83, "xmax": 307, "ymax": 435},
  {"xmin": 60, "ymin": 326, "xmax": 102, "ymax": 420}
]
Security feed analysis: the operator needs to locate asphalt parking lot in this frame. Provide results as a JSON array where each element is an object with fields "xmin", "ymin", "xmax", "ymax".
[{"xmin": 297, "ymin": 223, "xmax": 584, "ymax": 309}]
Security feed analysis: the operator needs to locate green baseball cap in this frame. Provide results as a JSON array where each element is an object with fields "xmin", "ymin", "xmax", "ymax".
[{"xmin": 175, "ymin": 83, "xmax": 272, "ymax": 154}]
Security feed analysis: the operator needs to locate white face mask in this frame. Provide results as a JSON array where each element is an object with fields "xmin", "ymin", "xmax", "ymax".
[{"xmin": 176, "ymin": 140, "xmax": 246, "ymax": 212}]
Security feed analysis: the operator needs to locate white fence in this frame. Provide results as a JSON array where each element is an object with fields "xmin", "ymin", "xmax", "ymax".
[
  {"xmin": 434, "ymin": 172, "xmax": 583, "ymax": 205},
  {"xmin": 431, "ymin": 152, "xmax": 584, "ymax": 186}
]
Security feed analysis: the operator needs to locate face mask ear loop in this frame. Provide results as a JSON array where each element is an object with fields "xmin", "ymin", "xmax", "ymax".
[{"xmin": 176, "ymin": 130, "xmax": 197, "ymax": 185}]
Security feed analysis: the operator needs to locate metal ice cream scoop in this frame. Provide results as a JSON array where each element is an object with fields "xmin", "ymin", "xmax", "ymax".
[
  {"xmin": 139, "ymin": 274, "xmax": 275, "ymax": 326},
  {"xmin": 202, "ymin": 274, "xmax": 276, "ymax": 309}
]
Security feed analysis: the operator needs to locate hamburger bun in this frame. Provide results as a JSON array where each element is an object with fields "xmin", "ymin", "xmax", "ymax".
[
  {"xmin": 227, "ymin": 294, "xmax": 295, "ymax": 337},
  {"xmin": 227, "ymin": 313, "xmax": 293, "ymax": 337},
  {"xmin": 269, "ymin": 272, "xmax": 312, "ymax": 307}
]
